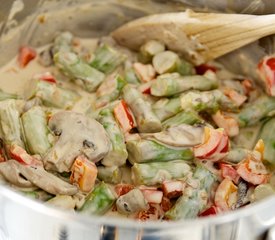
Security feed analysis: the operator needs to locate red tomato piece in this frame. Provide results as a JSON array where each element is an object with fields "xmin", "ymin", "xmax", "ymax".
[{"xmin": 199, "ymin": 206, "xmax": 218, "ymax": 217}]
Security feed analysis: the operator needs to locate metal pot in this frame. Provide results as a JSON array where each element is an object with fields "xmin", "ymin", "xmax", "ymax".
[{"xmin": 0, "ymin": 1, "xmax": 275, "ymax": 239}]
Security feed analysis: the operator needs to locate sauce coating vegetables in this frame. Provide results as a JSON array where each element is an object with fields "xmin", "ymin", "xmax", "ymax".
[{"xmin": 0, "ymin": 32, "xmax": 274, "ymax": 221}]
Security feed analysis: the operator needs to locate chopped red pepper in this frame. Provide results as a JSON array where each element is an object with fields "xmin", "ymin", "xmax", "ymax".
[
  {"xmin": 18, "ymin": 46, "xmax": 37, "ymax": 68},
  {"xmin": 195, "ymin": 64, "xmax": 217, "ymax": 75},
  {"xmin": 199, "ymin": 206, "xmax": 218, "ymax": 217}
]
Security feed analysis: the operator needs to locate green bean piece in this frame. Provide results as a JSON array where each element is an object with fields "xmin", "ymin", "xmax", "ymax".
[
  {"xmin": 237, "ymin": 96, "xmax": 275, "ymax": 127},
  {"xmin": 97, "ymin": 108, "xmax": 128, "ymax": 166},
  {"xmin": 25, "ymin": 79, "xmax": 80, "ymax": 109},
  {"xmin": 165, "ymin": 164, "xmax": 216, "ymax": 220},
  {"xmin": 181, "ymin": 90, "xmax": 238, "ymax": 113},
  {"xmin": 127, "ymin": 139, "xmax": 193, "ymax": 164},
  {"xmin": 90, "ymin": 44, "xmax": 125, "ymax": 74},
  {"xmin": 131, "ymin": 161, "xmax": 191, "ymax": 186},
  {"xmin": 21, "ymin": 106, "xmax": 52, "ymax": 156},
  {"xmin": 153, "ymin": 97, "xmax": 182, "ymax": 121},
  {"xmin": 96, "ymin": 74, "xmax": 126, "ymax": 108},
  {"xmin": 54, "ymin": 51, "xmax": 105, "ymax": 92},
  {"xmin": 162, "ymin": 110, "xmax": 203, "ymax": 129},
  {"xmin": 151, "ymin": 73, "xmax": 218, "ymax": 97},
  {"xmin": 259, "ymin": 118, "xmax": 275, "ymax": 165},
  {"xmin": 52, "ymin": 31, "xmax": 73, "ymax": 54},
  {"xmin": 0, "ymin": 99, "xmax": 25, "ymax": 147},
  {"xmin": 177, "ymin": 59, "xmax": 195, "ymax": 76},
  {"xmin": 80, "ymin": 182, "xmax": 116, "ymax": 215},
  {"xmin": 123, "ymin": 85, "xmax": 162, "ymax": 133},
  {"xmin": 97, "ymin": 166, "xmax": 122, "ymax": 184}
]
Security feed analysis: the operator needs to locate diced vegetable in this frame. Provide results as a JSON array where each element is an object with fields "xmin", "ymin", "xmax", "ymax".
[
  {"xmin": 153, "ymin": 97, "xmax": 182, "ymax": 121},
  {"xmin": 97, "ymin": 166, "xmax": 122, "ymax": 184},
  {"xmin": 212, "ymin": 110, "xmax": 239, "ymax": 137},
  {"xmin": 199, "ymin": 206, "xmax": 218, "ymax": 217},
  {"xmin": 21, "ymin": 106, "xmax": 52, "ymax": 156},
  {"xmin": 90, "ymin": 44, "xmax": 125, "ymax": 73},
  {"xmin": 70, "ymin": 155, "xmax": 98, "ymax": 192},
  {"xmin": 133, "ymin": 62, "xmax": 156, "ymax": 82},
  {"xmin": 54, "ymin": 51, "xmax": 105, "ymax": 92},
  {"xmin": 80, "ymin": 182, "xmax": 116, "ymax": 215},
  {"xmin": 140, "ymin": 40, "xmax": 165, "ymax": 62},
  {"xmin": 162, "ymin": 110, "xmax": 203, "ymax": 129},
  {"xmin": 0, "ymin": 100, "xmax": 25, "ymax": 148},
  {"xmin": 18, "ymin": 46, "xmax": 37, "ymax": 68},
  {"xmin": 257, "ymin": 55, "xmax": 275, "ymax": 96},
  {"xmin": 98, "ymin": 108, "xmax": 128, "ymax": 166},
  {"xmin": 151, "ymin": 73, "xmax": 218, "ymax": 97},
  {"xmin": 132, "ymin": 161, "xmax": 191, "ymax": 186},
  {"xmin": 25, "ymin": 79, "xmax": 80, "ymax": 110},
  {"xmin": 95, "ymin": 74, "xmax": 126, "ymax": 108},
  {"xmin": 127, "ymin": 139, "xmax": 193, "ymax": 164},
  {"xmin": 123, "ymin": 85, "xmax": 162, "ymax": 133},
  {"xmin": 113, "ymin": 100, "xmax": 136, "ymax": 133},
  {"xmin": 52, "ymin": 31, "xmax": 73, "ymax": 54},
  {"xmin": 116, "ymin": 189, "xmax": 148, "ymax": 215}
]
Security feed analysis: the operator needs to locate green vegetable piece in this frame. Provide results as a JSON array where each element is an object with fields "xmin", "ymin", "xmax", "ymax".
[
  {"xmin": 80, "ymin": 182, "xmax": 116, "ymax": 215},
  {"xmin": 132, "ymin": 161, "xmax": 191, "ymax": 185},
  {"xmin": 139, "ymin": 40, "xmax": 165, "ymax": 63},
  {"xmin": 98, "ymin": 108, "xmax": 128, "ymax": 166},
  {"xmin": 153, "ymin": 97, "xmax": 182, "ymax": 121},
  {"xmin": 97, "ymin": 166, "xmax": 122, "ymax": 184},
  {"xmin": 123, "ymin": 85, "xmax": 161, "ymax": 133},
  {"xmin": 151, "ymin": 73, "xmax": 218, "ymax": 97},
  {"xmin": 52, "ymin": 31, "xmax": 73, "ymax": 54},
  {"xmin": 166, "ymin": 164, "xmax": 216, "ymax": 220},
  {"xmin": 162, "ymin": 110, "xmax": 203, "ymax": 129},
  {"xmin": 259, "ymin": 118, "xmax": 275, "ymax": 165},
  {"xmin": 237, "ymin": 96, "xmax": 275, "ymax": 127},
  {"xmin": 0, "ymin": 99, "xmax": 25, "ymax": 147},
  {"xmin": 25, "ymin": 79, "xmax": 80, "ymax": 109},
  {"xmin": 181, "ymin": 90, "xmax": 238, "ymax": 113},
  {"xmin": 54, "ymin": 51, "xmax": 105, "ymax": 92},
  {"xmin": 90, "ymin": 44, "xmax": 125, "ymax": 73},
  {"xmin": 127, "ymin": 139, "xmax": 193, "ymax": 164},
  {"xmin": 21, "ymin": 106, "xmax": 52, "ymax": 156}
]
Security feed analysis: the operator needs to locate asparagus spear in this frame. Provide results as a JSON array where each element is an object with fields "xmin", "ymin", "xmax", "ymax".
[
  {"xmin": 90, "ymin": 44, "xmax": 125, "ymax": 73},
  {"xmin": 0, "ymin": 89, "xmax": 18, "ymax": 101},
  {"xmin": 0, "ymin": 99, "xmax": 25, "ymax": 148},
  {"xmin": 131, "ymin": 161, "xmax": 191, "ymax": 186},
  {"xmin": 52, "ymin": 31, "xmax": 73, "ymax": 54},
  {"xmin": 237, "ymin": 96, "xmax": 275, "ymax": 127},
  {"xmin": 139, "ymin": 40, "xmax": 165, "ymax": 63},
  {"xmin": 122, "ymin": 85, "xmax": 162, "ymax": 133},
  {"xmin": 21, "ymin": 106, "xmax": 52, "ymax": 156},
  {"xmin": 54, "ymin": 51, "xmax": 105, "ymax": 92},
  {"xmin": 181, "ymin": 90, "xmax": 238, "ymax": 113},
  {"xmin": 80, "ymin": 182, "xmax": 116, "ymax": 215},
  {"xmin": 152, "ymin": 97, "xmax": 182, "ymax": 121},
  {"xmin": 162, "ymin": 110, "xmax": 203, "ymax": 129},
  {"xmin": 95, "ymin": 74, "xmax": 126, "ymax": 108},
  {"xmin": 258, "ymin": 118, "xmax": 275, "ymax": 165},
  {"xmin": 25, "ymin": 79, "xmax": 80, "ymax": 109},
  {"xmin": 97, "ymin": 166, "xmax": 122, "ymax": 184},
  {"xmin": 97, "ymin": 108, "xmax": 128, "ymax": 166},
  {"xmin": 165, "ymin": 164, "xmax": 216, "ymax": 220},
  {"xmin": 151, "ymin": 73, "xmax": 218, "ymax": 97},
  {"xmin": 152, "ymin": 51, "xmax": 194, "ymax": 75},
  {"xmin": 127, "ymin": 139, "xmax": 193, "ymax": 164}
]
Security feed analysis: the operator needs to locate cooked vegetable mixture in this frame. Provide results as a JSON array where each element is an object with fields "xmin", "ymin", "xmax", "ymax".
[{"xmin": 0, "ymin": 31, "xmax": 275, "ymax": 221}]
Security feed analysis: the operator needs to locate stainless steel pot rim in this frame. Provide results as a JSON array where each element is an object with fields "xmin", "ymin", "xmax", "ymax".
[{"xmin": 1, "ymin": 185, "xmax": 274, "ymax": 229}]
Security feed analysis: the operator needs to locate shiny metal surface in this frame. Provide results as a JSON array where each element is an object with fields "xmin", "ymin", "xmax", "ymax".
[{"xmin": 0, "ymin": 1, "xmax": 275, "ymax": 240}]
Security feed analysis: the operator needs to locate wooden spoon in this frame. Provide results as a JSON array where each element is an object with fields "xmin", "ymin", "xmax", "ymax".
[{"xmin": 112, "ymin": 10, "xmax": 275, "ymax": 65}]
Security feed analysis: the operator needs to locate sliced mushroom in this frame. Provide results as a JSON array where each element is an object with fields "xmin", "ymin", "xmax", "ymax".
[
  {"xmin": 0, "ymin": 160, "xmax": 34, "ymax": 188},
  {"xmin": 43, "ymin": 111, "xmax": 110, "ymax": 172},
  {"xmin": 140, "ymin": 124, "xmax": 204, "ymax": 147},
  {"xmin": 1, "ymin": 160, "xmax": 77, "ymax": 195}
]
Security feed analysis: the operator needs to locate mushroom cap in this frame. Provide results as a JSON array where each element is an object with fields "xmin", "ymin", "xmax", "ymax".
[{"xmin": 44, "ymin": 111, "xmax": 110, "ymax": 172}]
